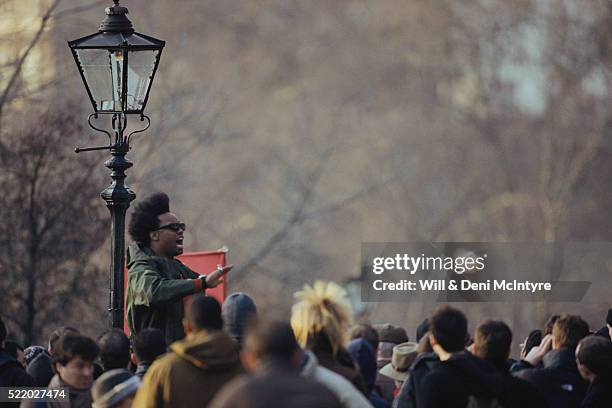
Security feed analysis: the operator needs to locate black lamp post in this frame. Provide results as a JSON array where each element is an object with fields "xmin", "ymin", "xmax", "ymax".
[{"xmin": 68, "ymin": 0, "xmax": 165, "ymax": 328}]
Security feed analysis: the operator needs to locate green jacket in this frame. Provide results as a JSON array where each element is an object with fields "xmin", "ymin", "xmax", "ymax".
[{"xmin": 125, "ymin": 243, "xmax": 204, "ymax": 345}]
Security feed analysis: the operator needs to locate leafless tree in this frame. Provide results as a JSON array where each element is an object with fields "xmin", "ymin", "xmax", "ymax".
[
  {"xmin": 0, "ymin": 0, "xmax": 114, "ymax": 344},
  {"xmin": 0, "ymin": 108, "xmax": 108, "ymax": 345}
]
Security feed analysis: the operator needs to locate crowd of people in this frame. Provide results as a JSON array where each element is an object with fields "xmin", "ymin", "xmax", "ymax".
[
  {"xmin": 1, "ymin": 281, "xmax": 612, "ymax": 408},
  {"xmin": 3, "ymin": 193, "xmax": 612, "ymax": 407}
]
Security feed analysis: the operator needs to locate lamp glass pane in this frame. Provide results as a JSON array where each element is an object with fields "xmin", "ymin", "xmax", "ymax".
[
  {"xmin": 75, "ymin": 49, "xmax": 124, "ymax": 111},
  {"xmin": 126, "ymin": 50, "xmax": 159, "ymax": 111}
]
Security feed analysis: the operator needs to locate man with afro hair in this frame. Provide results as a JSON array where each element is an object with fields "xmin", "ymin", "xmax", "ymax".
[{"xmin": 125, "ymin": 192, "xmax": 232, "ymax": 345}]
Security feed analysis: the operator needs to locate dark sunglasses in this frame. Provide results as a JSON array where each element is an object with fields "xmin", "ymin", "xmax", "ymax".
[{"xmin": 155, "ymin": 222, "xmax": 186, "ymax": 232}]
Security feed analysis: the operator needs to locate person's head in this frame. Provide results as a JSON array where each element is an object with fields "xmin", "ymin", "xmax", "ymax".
[
  {"xmin": 222, "ymin": 292, "xmax": 257, "ymax": 347},
  {"xmin": 552, "ymin": 314, "xmax": 590, "ymax": 350},
  {"xmin": 375, "ymin": 323, "xmax": 408, "ymax": 346},
  {"xmin": 128, "ymin": 192, "xmax": 185, "ymax": 258},
  {"xmin": 350, "ymin": 324, "xmax": 379, "ymax": 353},
  {"xmin": 520, "ymin": 329, "xmax": 543, "ymax": 359},
  {"xmin": 377, "ymin": 341, "xmax": 395, "ymax": 363},
  {"xmin": 53, "ymin": 334, "xmax": 99, "ymax": 390},
  {"xmin": 544, "ymin": 314, "xmax": 560, "ymax": 336},
  {"xmin": 472, "ymin": 320, "xmax": 512, "ymax": 370},
  {"xmin": 347, "ymin": 338, "xmax": 377, "ymax": 392},
  {"xmin": 576, "ymin": 335, "xmax": 612, "ymax": 383},
  {"xmin": 183, "ymin": 296, "xmax": 223, "ymax": 334},
  {"xmin": 428, "ymin": 305, "xmax": 468, "ymax": 356},
  {"xmin": 291, "ymin": 281, "xmax": 353, "ymax": 356},
  {"xmin": 49, "ymin": 326, "xmax": 80, "ymax": 355},
  {"xmin": 24, "ymin": 345, "xmax": 47, "ymax": 366},
  {"xmin": 416, "ymin": 318, "xmax": 430, "ymax": 342},
  {"xmin": 92, "ymin": 369, "xmax": 140, "ymax": 408},
  {"xmin": 606, "ymin": 308, "xmax": 612, "ymax": 340},
  {"xmin": 4, "ymin": 341, "xmax": 25, "ymax": 367},
  {"xmin": 0, "ymin": 316, "xmax": 7, "ymax": 349},
  {"xmin": 379, "ymin": 341, "xmax": 419, "ymax": 388},
  {"xmin": 375, "ymin": 324, "xmax": 408, "ymax": 362},
  {"xmin": 241, "ymin": 319, "xmax": 301, "ymax": 372},
  {"xmin": 418, "ymin": 331, "xmax": 433, "ymax": 353},
  {"xmin": 98, "ymin": 329, "xmax": 130, "ymax": 371},
  {"xmin": 131, "ymin": 328, "xmax": 166, "ymax": 364}
]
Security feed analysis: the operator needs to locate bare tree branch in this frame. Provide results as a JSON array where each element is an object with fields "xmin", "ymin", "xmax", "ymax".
[
  {"xmin": 0, "ymin": 0, "xmax": 61, "ymax": 125},
  {"xmin": 52, "ymin": 0, "xmax": 106, "ymax": 19}
]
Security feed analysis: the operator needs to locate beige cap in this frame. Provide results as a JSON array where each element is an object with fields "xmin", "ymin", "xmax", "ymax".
[{"xmin": 379, "ymin": 341, "xmax": 418, "ymax": 382}]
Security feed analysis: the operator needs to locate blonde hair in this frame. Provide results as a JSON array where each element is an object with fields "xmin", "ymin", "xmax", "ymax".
[{"xmin": 290, "ymin": 281, "xmax": 354, "ymax": 355}]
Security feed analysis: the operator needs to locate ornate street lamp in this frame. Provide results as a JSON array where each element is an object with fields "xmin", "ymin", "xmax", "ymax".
[
  {"xmin": 344, "ymin": 268, "xmax": 373, "ymax": 319},
  {"xmin": 68, "ymin": 0, "xmax": 165, "ymax": 328}
]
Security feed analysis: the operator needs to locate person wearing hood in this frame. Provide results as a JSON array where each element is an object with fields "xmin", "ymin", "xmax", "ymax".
[
  {"xmin": 415, "ymin": 306, "xmax": 505, "ymax": 408},
  {"xmin": 222, "ymin": 292, "xmax": 257, "ymax": 348},
  {"xmin": 125, "ymin": 192, "xmax": 233, "ymax": 346},
  {"xmin": 4, "ymin": 341, "xmax": 26, "ymax": 368},
  {"xmin": 472, "ymin": 320, "xmax": 548, "ymax": 408},
  {"xmin": 132, "ymin": 296, "xmax": 243, "ymax": 408},
  {"xmin": 347, "ymin": 338, "xmax": 391, "ymax": 408},
  {"xmin": 209, "ymin": 320, "xmax": 343, "ymax": 408},
  {"xmin": 513, "ymin": 314, "xmax": 589, "ymax": 408},
  {"xmin": 575, "ymin": 335, "xmax": 612, "ymax": 408}
]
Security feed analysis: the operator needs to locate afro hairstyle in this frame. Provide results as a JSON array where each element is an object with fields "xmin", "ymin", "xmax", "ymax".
[{"xmin": 128, "ymin": 192, "xmax": 170, "ymax": 245}]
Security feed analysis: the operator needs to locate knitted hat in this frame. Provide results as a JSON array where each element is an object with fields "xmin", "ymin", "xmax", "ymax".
[
  {"xmin": 222, "ymin": 292, "xmax": 257, "ymax": 345},
  {"xmin": 92, "ymin": 369, "xmax": 140, "ymax": 408},
  {"xmin": 24, "ymin": 346, "xmax": 47, "ymax": 366}
]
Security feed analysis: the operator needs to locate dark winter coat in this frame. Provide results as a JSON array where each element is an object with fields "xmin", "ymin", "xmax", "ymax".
[
  {"xmin": 514, "ymin": 348, "xmax": 588, "ymax": 408},
  {"xmin": 1, "ymin": 350, "xmax": 34, "ymax": 408},
  {"xmin": 208, "ymin": 360, "xmax": 344, "ymax": 408},
  {"xmin": 593, "ymin": 326, "xmax": 611, "ymax": 341},
  {"xmin": 310, "ymin": 332, "xmax": 369, "ymax": 396},
  {"xmin": 376, "ymin": 357, "xmax": 397, "ymax": 404},
  {"xmin": 0, "ymin": 350, "xmax": 34, "ymax": 387},
  {"xmin": 125, "ymin": 243, "xmax": 203, "ymax": 345},
  {"xmin": 299, "ymin": 350, "xmax": 374, "ymax": 408},
  {"xmin": 417, "ymin": 351, "xmax": 505, "ymax": 408},
  {"xmin": 131, "ymin": 329, "xmax": 244, "ymax": 408},
  {"xmin": 348, "ymin": 338, "xmax": 391, "ymax": 408},
  {"xmin": 581, "ymin": 376, "xmax": 612, "ymax": 408},
  {"xmin": 393, "ymin": 352, "xmax": 439, "ymax": 408},
  {"xmin": 493, "ymin": 361, "xmax": 549, "ymax": 408}
]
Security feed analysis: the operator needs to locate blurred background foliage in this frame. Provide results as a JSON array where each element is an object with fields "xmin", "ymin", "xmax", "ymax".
[{"xmin": 2, "ymin": 0, "xmax": 612, "ymax": 353}]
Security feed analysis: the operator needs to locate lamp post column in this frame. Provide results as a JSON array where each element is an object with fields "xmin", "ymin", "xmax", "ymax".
[
  {"xmin": 100, "ymin": 138, "xmax": 135, "ymax": 328},
  {"xmin": 68, "ymin": 0, "xmax": 164, "ymax": 329}
]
